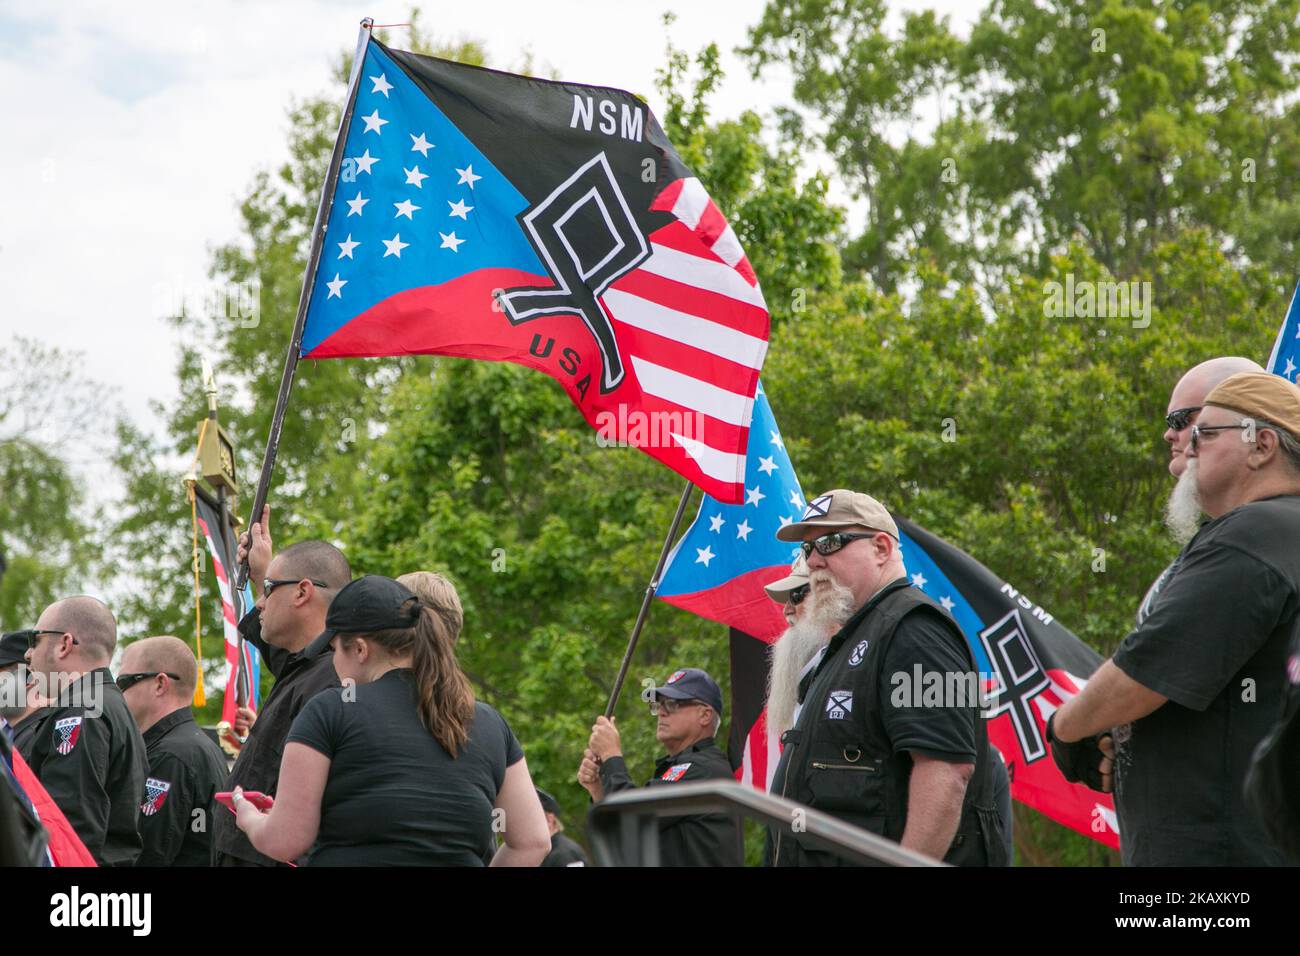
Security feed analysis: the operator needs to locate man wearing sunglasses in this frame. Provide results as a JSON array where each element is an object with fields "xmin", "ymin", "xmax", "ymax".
[
  {"xmin": 767, "ymin": 489, "xmax": 1002, "ymax": 867},
  {"xmin": 118, "ymin": 636, "xmax": 228, "ymax": 866},
  {"xmin": 1052, "ymin": 372, "xmax": 1300, "ymax": 866},
  {"xmin": 1140, "ymin": 356, "xmax": 1264, "ymax": 623},
  {"xmin": 21, "ymin": 595, "xmax": 148, "ymax": 866},
  {"xmin": 577, "ymin": 668, "xmax": 743, "ymax": 866},
  {"xmin": 764, "ymin": 554, "xmax": 833, "ymax": 744},
  {"xmin": 211, "ymin": 505, "xmax": 352, "ymax": 867}
]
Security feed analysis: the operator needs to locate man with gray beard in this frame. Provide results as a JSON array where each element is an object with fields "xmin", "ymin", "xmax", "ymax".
[{"xmin": 1138, "ymin": 356, "xmax": 1263, "ymax": 623}]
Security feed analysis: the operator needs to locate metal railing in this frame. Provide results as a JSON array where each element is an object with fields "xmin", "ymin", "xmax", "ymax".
[{"xmin": 587, "ymin": 780, "xmax": 943, "ymax": 867}]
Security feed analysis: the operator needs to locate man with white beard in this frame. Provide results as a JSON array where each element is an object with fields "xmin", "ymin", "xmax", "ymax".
[
  {"xmin": 1052, "ymin": 372, "xmax": 1300, "ymax": 865},
  {"xmin": 763, "ymin": 554, "xmax": 833, "ymax": 743},
  {"xmin": 1139, "ymin": 356, "xmax": 1263, "ymax": 622},
  {"xmin": 765, "ymin": 490, "xmax": 1003, "ymax": 866}
]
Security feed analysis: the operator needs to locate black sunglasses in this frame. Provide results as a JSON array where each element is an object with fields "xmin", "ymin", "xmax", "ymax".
[
  {"xmin": 1189, "ymin": 422, "xmax": 1252, "ymax": 452},
  {"xmin": 788, "ymin": 584, "xmax": 810, "ymax": 606},
  {"xmin": 800, "ymin": 532, "xmax": 878, "ymax": 559},
  {"xmin": 116, "ymin": 671, "xmax": 181, "ymax": 691},
  {"xmin": 263, "ymin": 578, "xmax": 330, "ymax": 597},
  {"xmin": 1165, "ymin": 406, "xmax": 1203, "ymax": 431},
  {"xmin": 23, "ymin": 629, "xmax": 79, "ymax": 651}
]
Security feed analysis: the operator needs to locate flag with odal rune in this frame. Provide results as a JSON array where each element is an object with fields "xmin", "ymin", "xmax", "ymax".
[
  {"xmin": 1266, "ymin": 279, "xmax": 1300, "ymax": 382},
  {"xmin": 299, "ymin": 38, "xmax": 769, "ymax": 503},
  {"xmin": 656, "ymin": 384, "xmax": 805, "ymax": 639}
]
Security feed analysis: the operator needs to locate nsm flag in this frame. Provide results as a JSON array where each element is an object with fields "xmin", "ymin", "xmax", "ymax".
[{"xmin": 292, "ymin": 29, "xmax": 768, "ymax": 503}]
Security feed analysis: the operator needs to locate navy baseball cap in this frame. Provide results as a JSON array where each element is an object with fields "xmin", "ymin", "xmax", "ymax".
[
  {"xmin": 0, "ymin": 631, "xmax": 28, "ymax": 667},
  {"xmin": 641, "ymin": 667, "xmax": 723, "ymax": 714},
  {"xmin": 306, "ymin": 575, "xmax": 421, "ymax": 657},
  {"xmin": 535, "ymin": 788, "xmax": 561, "ymax": 816}
]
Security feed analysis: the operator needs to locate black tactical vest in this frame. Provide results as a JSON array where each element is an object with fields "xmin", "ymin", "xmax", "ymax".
[{"xmin": 770, "ymin": 579, "xmax": 1004, "ymax": 867}]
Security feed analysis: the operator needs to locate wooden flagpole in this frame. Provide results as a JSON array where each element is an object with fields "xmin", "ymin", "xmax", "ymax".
[
  {"xmin": 603, "ymin": 478, "xmax": 694, "ymax": 717},
  {"xmin": 234, "ymin": 17, "xmax": 376, "ymax": 590}
]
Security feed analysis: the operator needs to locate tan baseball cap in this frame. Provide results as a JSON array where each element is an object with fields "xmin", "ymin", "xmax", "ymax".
[
  {"xmin": 763, "ymin": 553, "xmax": 810, "ymax": 603},
  {"xmin": 1204, "ymin": 372, "xmax": 1300, "ymax": 439},
  {"xmin": 776, "ymin": 488, "xmax": 899, "ymax": 542}
]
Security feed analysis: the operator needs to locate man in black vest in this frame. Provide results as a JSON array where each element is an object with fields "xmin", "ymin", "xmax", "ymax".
[{"xmin": 767, "ymin": 489, "xmax": 1003, "ymax": 866}]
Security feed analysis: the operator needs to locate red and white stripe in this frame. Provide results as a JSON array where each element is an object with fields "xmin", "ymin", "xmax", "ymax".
[
  {"xmin": 196, "ymin": 514, "xmax": 253, "ymax": 725},
  {"xmin": 597, "ymin": 180, "xmax": 769, "ymax": 502},
  {"xmin": 736, "ymin": 708, "xmax": 780, "ymax": 792}
]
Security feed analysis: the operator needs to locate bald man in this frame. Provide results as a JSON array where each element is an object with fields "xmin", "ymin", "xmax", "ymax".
[
  {"xmin": 22, "ymin": 596, "xmax": 147, "ymax": 865},
  {"xmin": 1138, "ymin": 356, "xmax": 1264, "ymax": 623},
  {"xmin": 119, "ymin": 637, "xmax": 228, "ymax": 867}
]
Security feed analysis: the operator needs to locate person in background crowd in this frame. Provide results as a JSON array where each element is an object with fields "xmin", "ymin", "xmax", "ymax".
[
  {"xmin": 234, "ymin": 575, "xmax": 549, "ymax": 866},
  {"xmin": 0, "ymin": 631, "xmax": 47, "ymax": 757},
  {"xmin": 1052, "ymin": 372, "xmax": 1300, "ymax": 865},
  {"xmin": 578, "ymin": 667, "xmax": 744, "ymax": 866},
  {"xmin": 22, "ymin": 596, "xmax": 147, "ymax": 866},
  {"xmin": 119, "ymin": 636, "xmax": 227, "ymax": 866},
  {"xmin": 536, "ymin": 787, "xmax": 588, "ymax": 867},
  {"xmin": 212, "ymin": 505, "xmax": 351, "ymax": 866}
]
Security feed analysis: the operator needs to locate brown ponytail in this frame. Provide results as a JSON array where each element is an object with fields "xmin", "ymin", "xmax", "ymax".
[{"xmin": 341, "ymin": 598, "xmax": 476, "ymax": 756}]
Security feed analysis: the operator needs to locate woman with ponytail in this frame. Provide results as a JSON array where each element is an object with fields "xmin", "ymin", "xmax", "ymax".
[{"xmin": 234, "ymin": 575, "xmax": 549, "ymax": 866}]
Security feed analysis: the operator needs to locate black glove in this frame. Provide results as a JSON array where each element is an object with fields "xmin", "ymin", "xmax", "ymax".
[{"xmin": 1047, "ymin": 713, "xmax": 1111, "ymax": 792}]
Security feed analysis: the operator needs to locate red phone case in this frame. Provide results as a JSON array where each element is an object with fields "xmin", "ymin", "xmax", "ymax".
[{"xmin": 215, "ymin": 790, "xmax": 274, "ymax": 813}]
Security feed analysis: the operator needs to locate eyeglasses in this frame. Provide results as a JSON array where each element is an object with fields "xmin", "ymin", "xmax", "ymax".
[
  {"xmin": 1165, "ymin": 406, "xmax": 1203, "ymax": 431},
  {"xmin": 23, "ymin": 629, "xmax": 79, "ymax": 651},
  {"xmin": 263, "ymin": 578, "xmax": 329, "ymax": 597},
  {"xmin": 800, "ymin": 532, "xmax": 877, "ymax": 559},
  {"xmin": 116, "ymin": 672, "xmax": 182, "ymax": 691},
  {"xmin": 788, "ymin": 584, "xmax": 809, "ymax": 607},
  {"xmin": 1189, "ymin": 422, "xmax": 1252, "ymax": 452},
  {"xmin": 649, "ymin": 698, "xmax": 704, "ymax": 717}
]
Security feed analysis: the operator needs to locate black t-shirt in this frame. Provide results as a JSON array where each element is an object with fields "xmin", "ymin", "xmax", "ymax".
[
  {"xmin": 1112, "ymin": 494, "xmax": 1300, "ymax": 866},
  {"xmin": 286, "ymin": 668, "xmax": 523, "ymax": 866},
  {"xmin": 878, "ymin": 611, "xmax": 980, "ymax": 762}
]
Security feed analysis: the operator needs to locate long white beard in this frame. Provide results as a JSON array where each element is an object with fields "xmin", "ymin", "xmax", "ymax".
[
  {"xmin": 765, "ymin": 575, "xmax": 857, "ymax": 740},
  {"xmin": 1165, "ymin": 459, "xmax": 1202, "ymax": 545}
]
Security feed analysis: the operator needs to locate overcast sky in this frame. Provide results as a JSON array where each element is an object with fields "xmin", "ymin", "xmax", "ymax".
[{"xmin": 0, "ymin": 0, "xmax": 977, "ymax": 449}]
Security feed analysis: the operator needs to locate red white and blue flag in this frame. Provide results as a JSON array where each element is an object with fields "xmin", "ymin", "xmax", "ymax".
[
  {"xmin": 299, "ymin": 39, "xmax": 769, "ymax": 503},
  {"xmin": 195, "ymin": 496, "xmax": 260, "ymax": 725},
  {"xmin": 1266, "ymin": 279, "xmax": 1300, "ymax": 382}
]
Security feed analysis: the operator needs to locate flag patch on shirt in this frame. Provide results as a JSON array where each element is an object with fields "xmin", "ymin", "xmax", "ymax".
[
  {"xmin": 141, "ymin": 777, "xmax": 172, "ymax": 816},
  {"xmin": 825, "ymin": 690, "xmax": 853, "ymax": 720},
  {"xmin": 661, "ymin": 763, "xmax": 692, "ymax": 781},
  {"xmin": 53, "ymin": 716, "xmax": 82, "ymax": 755}
]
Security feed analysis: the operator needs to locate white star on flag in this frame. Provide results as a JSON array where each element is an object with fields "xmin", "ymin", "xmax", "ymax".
[
  {"xmin": 404, "ymin": 166, "xmax": 428, "ymax": 188},
  {"xmin": 1286, "ymin": 358, "xmax": 1297, "ymax": 380},
  {"xmin": 353, "ymin": 150, "xmax": 379, "ymax": 174},
  {"xmin": 736, "ymin": 519, "xmax": 753, "ymax": 541},
  {"xmin": 940, "ymin": 596, "xmax": 956, "ymax": 611},
  {"xmin": 708, "ymin": 514, "xmax": 725, "ymax": 533},
  {"xmin": 695, "ymin": 546, "xmax": 715, "ymax": 567},
  {"xmin": 346, "ymin": 193, "xmax": 369, "ymax": 216},
  {"xmin": 447, "ymin": 198, "xmax": 473, "ymax": 219},
  {"xmin": 409, "ymin": 132, "xmax": 433, "ymax": 155},
  {"xmin": 778, "ymin": 515, "xmax": 794, "ymax": 528},
  {"xmin": 382, "ymin": 234, "xmax": 409, "ymax": 258},
  {"xmin": 912, "ymin": 572, "xmax": 928, "ymax": 588},
  {"xmin": 370, "ymin": 73, "xmax": 394, "ymax": 97},
  {"xmin": 456, "ymin": 165, "xmax": 482, "ymax": 188},
  {"xmin": 757, "ymin": 455, "xmax": 777, "ymax": 475},
  {"xmin": 337, "ymin": 235, "xmax": 360, "ymax": 259},
  {"xmin": 789, "ymin": 490, "xmax": 803, "ymax": 508},
  {"xmin": 326, "ymin": 274, "xmax": 347, "ymax": 299},
  {"xmin": 440, "ymin": 231, "xmax": 465, "ymax": 252},
  {"xmin": 361, "ymin": 109, "xmax": 388, "ymax": 134},
  {"xmin": 746, "ymin": 485, "xmax": 766, "ymax": 507},
  {"xmin": 770, "ymin": 431, "xmax": 784, "ymax": 450},
  {"xmin": 394, "ymin": 199, "xmax": 420, "ymax": 220}
]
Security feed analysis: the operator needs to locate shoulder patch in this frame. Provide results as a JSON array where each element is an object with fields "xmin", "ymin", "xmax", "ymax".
[
  {"xmin": 53, "ymin": 716, "xmax": 82, "ymax": 755},
  {"xmin": 661, "ymin": 762, "xmax": 692, "ymax": 782},
  {"xmin": 141, "ymin": 777, "xmax": 172, "ymax": 816}
]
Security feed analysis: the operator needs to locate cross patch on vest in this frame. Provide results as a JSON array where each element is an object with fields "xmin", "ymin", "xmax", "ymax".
[
  {"xmin": 53, "ymin": 716, "xmax": 82, "ymax": 755},
  {"xmin": 848, "ymin": 639, "xmax": 869, "ymax": 667},
  {"xmin": 825, "ymin": 690, "xmax": 853, "ymax": 720},
  {"xmin": 661, "ymin": 763, "xmax": 691, "ymax": 781},
  {"xmin": 141, "ymin": 777, "xmax": 172, "ymax": 816}
]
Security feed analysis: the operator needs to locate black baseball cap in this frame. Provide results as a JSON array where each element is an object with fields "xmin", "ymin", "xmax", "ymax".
[
  {"xmin": 535, "ymin": 788, "xmax": 561, "ymax": 816},
  {"xmin": 0, "ymin": 631, "xmax": 28, "ymax": 667},
  {"xmin": 640, "ymin": 667, "xmax": 723, "ymax": 714},
  {"xmin": 305, "ymin": 575, "xmax": 421, "ymax": 657}
]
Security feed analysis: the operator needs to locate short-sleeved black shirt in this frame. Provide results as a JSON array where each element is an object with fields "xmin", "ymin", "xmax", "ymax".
[
  {"xmin": 136, "ymin": 708, "xmax": 229, "ymax": 867},
  {"xmin": 286, "ymin": 668, "xmax": 523, "ymax": 866},
  {"xmin": 878, "ymin": 611, "xmax": 980, "ymax": 762},
  {"xmin": 1112, "ymin": 494, "xmax": 1300, "ymax": 866}
]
